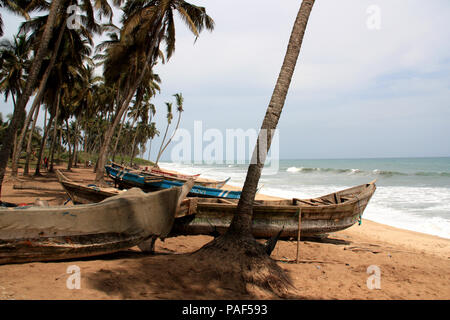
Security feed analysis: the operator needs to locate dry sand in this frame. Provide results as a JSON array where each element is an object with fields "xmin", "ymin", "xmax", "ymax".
[{"xmin": 0, "ymin": 166, "xmax": 449, "ymax": 300}]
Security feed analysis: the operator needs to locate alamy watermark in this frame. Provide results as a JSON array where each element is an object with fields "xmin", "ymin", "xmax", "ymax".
[
  {"xmin": 66, "ymin": 265, "xmax": 81, "ymax": 290},
  {"xmin": 366, "ymin": 265, "xmax": 381, "ymax": 290},
  {"xmin": 170, "ymin": 121, "xmax": 280, "ymax": 175},
  {"xmin": 366, "ymin": 5, "xmax": 382, "ymax": 30},
  {"xmin": 66, "ymin": 5, "xmax": 82, "ymax": 30}
]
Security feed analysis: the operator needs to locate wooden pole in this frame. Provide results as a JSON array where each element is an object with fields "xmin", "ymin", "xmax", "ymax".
[{"xmin": 296, "ymin": 208, "xmax": 302, "ymax": 263}]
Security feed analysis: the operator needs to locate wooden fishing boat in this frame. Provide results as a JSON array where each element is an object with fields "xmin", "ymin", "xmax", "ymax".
[
  {"xmin": 56, "ymin": 170, "xmax": 198, "ymax": 217},
  {"xmin": 58, "ymin": 170, "xmax": 376, "ymax": 239},
  {"xmin": 111, "ymin": 162, "xmax": 230, "ymax": 189},
  {"xmin": 0, "ymin": 181, "xmax": 193, "ymax": 264},
  {"xmin": 170, "ymin": 181, "xmax": 377, "ymax": 239},
  {"xmin": 105, "ymin": 165, "xmax": 241, "ymax": 199}
]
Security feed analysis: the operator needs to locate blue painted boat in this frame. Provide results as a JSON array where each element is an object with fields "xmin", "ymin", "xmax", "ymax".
[{"xmin": 105, "ymin": 165, "xmax": 241, "ymax": 199}]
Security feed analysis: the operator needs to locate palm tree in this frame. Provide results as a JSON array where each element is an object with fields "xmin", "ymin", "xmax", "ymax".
[
  {"xmin": 155, "ymin": 92, "xmax": 184, "ymax": 165},
  {"xmin": 13, "ymin": 0, "xmax": 101, "ymax": 176},
  {"xmin": 0, "ymin": 35, "xmax": 30, "ymax": 108},
  {"xmin": 94, "ymin": 0, "xmax": 214, "ymax": 183},
  {"xmin": 195, "ymin": 0, "xmax": 316, "ymax": 297},
  {"xmin": 155, "ymin": 102, "xmax": 173, "ymax": 166},
  {"xmin": 0, "ymin": 34, "xmax": 30, "ymax": 175},
  {"xmin": 0, "ymin": 0, "xmax": 62, "ymax": 198},
  {"xmin": 147, "ymin": 123, "xmax": 158, "ymax": 161},
  {"xmin": 0, "ymin": 0, "xmax": 44, "ymax": 37},
  {"xmin": 23, "ymin": 104, "xmax": 40, "ymax": 176}
]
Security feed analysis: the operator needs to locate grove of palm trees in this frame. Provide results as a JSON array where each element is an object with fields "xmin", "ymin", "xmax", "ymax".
[{"xmin": 0, "ymin": 0, "xmax": 316, "ymax": 299}]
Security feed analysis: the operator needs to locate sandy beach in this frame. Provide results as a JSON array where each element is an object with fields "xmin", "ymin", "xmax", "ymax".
[{"xmin": 0, "ymin": 166, "xmax": 449, "ymax": 300}]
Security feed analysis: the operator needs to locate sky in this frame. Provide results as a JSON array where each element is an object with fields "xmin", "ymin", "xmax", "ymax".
[{"xmin": 1, "ymin": 0, "xmax": 450, "ymax": 161}]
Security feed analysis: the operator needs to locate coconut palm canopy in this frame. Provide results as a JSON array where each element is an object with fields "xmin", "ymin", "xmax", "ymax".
[{"xmin": 0, "ymin": 0, "xmax": 214, "ymax": 189}]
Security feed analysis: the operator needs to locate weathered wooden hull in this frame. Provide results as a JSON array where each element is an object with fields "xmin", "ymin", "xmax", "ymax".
[
  {"xmin": 0, "ymin": 186, "xmax": 188, "ymax": 264},
  {"xmin": 57, "ymin": 171, "xmax": 376, "ymax": 239},
  {"xmin": 170, "ymin": 181, "xmax": 376, "ymax": 239}
]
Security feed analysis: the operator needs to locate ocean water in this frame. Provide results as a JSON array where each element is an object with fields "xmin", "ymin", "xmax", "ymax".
[{"xmin": 159, "ymin": 157, "xmax": 450, "ymax": 239}]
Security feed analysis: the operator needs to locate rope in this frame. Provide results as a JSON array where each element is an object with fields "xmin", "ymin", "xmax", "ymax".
[{"xmin": 355, "ymin": 194, "xmax": 362, "ymax": 225}]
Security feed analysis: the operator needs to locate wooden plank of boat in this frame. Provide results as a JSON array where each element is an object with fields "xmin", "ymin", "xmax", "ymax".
[
  {"xmin": 0, "ymin": 180, "xmax": 194, "ymax": 264},
  {"xmin": 170, "ymin": 181, "xmax": 376, "ymax": 239}
]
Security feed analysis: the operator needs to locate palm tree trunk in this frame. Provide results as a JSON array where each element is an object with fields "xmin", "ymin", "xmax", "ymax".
[
  {"xmin": 147, "ymin": 139, "xmax": 153, "ymax": 162},
  {"xmin": 58, "ymin": 126, "xmax": 62, "ymax": 163},
  {"xmin": 10, "ymin": 94, "xmax": 19, "ymax": 176},
  {"xmin": 0, "ymin": 0, "xmax": 63, "ymax": 198},
  {"xmin": 127, "ymin": 118, "xmax": 139, "ymax": 166},
  {"xmin": 227, "ymin": 0, "xmax": 315, "ymax": 236},
  {"xmin": 23, "ymin": 104, "xmax": 40, "ymax": 176},
  {"xmin": 34, "ymin": 109, "xmax": 55, "ymax": 176},
  {"xmin": 11, "ymin": 19, "xmax": 66, "ymax": 177},
  {"xmin": 49, "ymin": 91, "xmax": 60, "ymax": 172},
  {"xmin": 155, "ymin": 112, "xmax": 181, "ymax": 165},
  {"xmin": 73, "ymin": 123, "xmax": 79, "ymax": 167},
  {"xmin": 66, "ymin": 119, "xmax": 73, "ymax": 171},
  {"xmin": 130, "ymin": 129, "xmax": 140, "ymax": 166},
  {"xmin": 155, "ymin": 120, "xmax": 171, "ymax": 166},
  {"xmin": 111, "ymin": 112, "xmax": 127, "ymax": 162}
]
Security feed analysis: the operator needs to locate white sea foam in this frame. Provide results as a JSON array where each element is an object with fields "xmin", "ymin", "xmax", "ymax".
[{"xmin": 158, "ymin": 162, "xmax": 450, "ymax": 239}]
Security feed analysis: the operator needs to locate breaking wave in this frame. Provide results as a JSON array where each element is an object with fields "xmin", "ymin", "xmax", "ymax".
[{"xmin": 286, "ymin": 167, "xmax": 450, "ymax": 177}]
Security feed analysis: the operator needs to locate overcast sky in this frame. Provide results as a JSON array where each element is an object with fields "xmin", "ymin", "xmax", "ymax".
[{"xmin": 1, "ymin": 0, "xmax": 449, "ymax": 161}]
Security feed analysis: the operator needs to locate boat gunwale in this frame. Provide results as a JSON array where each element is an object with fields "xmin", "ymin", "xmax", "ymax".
[{"xmin": 196, "ymin": 180, "xmax": 376, "ymax": 210}]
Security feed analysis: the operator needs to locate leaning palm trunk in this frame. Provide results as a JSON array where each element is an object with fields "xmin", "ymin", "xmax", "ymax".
[
  {"xmin": 0, "ymin": 0, "xmax": 63, "ymax": 197},
  {"xmin": 66, "ymin": 119, "xmax": 73, "ymax": 171},
  {"xmin": 129, "ymin": 130, "xmax": 139, "ymax": 167},
  {"xmin": 228, "ymin": 0, "xmax": 315, "ymax": 236},
  {"xmin": 147, "ymin": 139, "xmax": 153, "ymax": 161},
  {"xmin": 23, "ymin": 105, "xmax": 40, "ymax": 176},
  {"xmin": 127, "ymin": 117, "xmax": 139, "ymax": 166},
  {"xmin": 49, "ymin": 92, "xmax": 60, "ymax": 172},
  {"xmin": 194, "ymin": 0, "xmax": 316, "ymax": 299},
  {"xmin": 155, "ymin": 112, "xmax": 181, "ymax": 166},
  {"xmin": 73, "ymin": 123, "xmax": 79, "ymax": 167},
  {"xmin": 94, "ymin": 87, "xmax": 135, "ymax": 181},
  {"xmin": 111, "ymin": 112, "xmax": 127, "ymax": 162},
  {"xmin": 95, "ymin": 38, "xmax": 161, "ymax": 183},
  {"xmin": 11, "ymin": 20, "xmax": 66, "ymax": 177}
]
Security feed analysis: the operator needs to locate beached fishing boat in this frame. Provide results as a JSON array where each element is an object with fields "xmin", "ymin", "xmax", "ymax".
[
  {"xmin": 111, "ymin": 162, "xmax": 230, "ymax": 189},
  {"xmin": 64, "ymin": 169, "xmax": 376, "ymax": 238},
  {"xmin": 170, "ymin": 181, "xmax": 377, "ymax": 239},
  {"xmin": 0, "ymin": 181, "xmax": 193, "ymax": 264},
  {"xmin": 105, "ymin": 165, "xmax": 241, "ymax": 199},
  {"xmin": 56, "ymin": 170, "xmax": 198, "ymax": 217}
]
